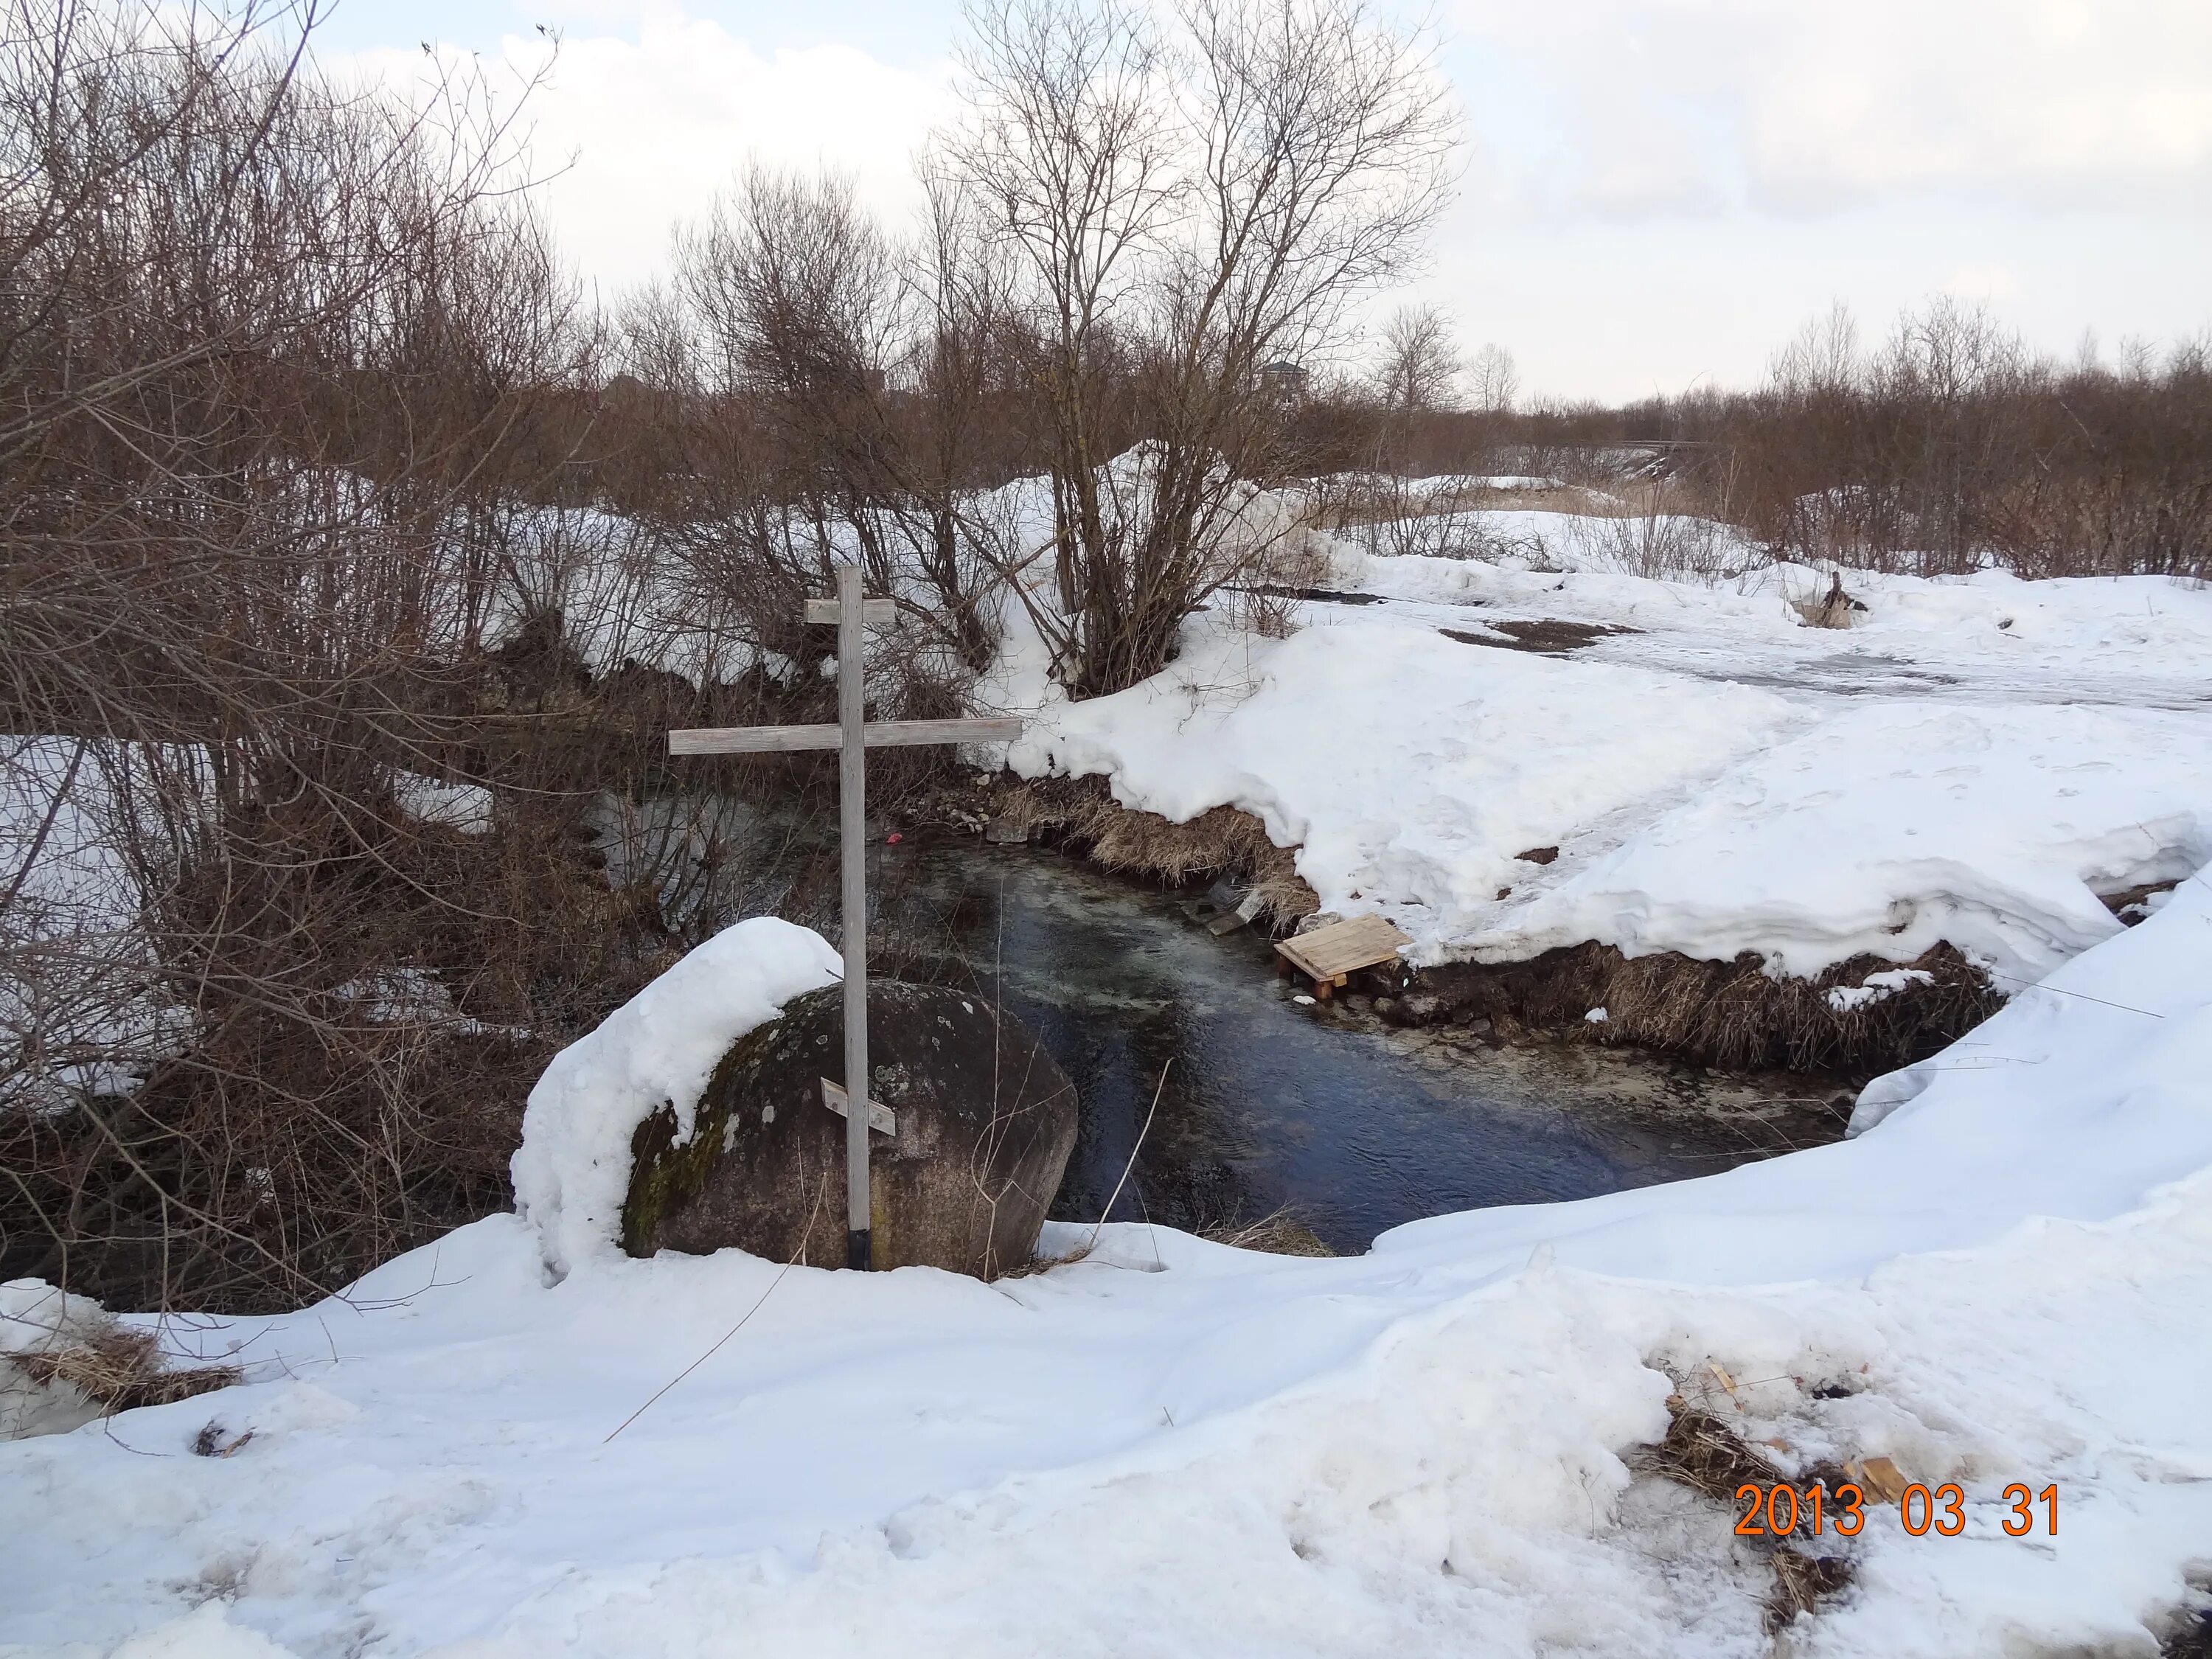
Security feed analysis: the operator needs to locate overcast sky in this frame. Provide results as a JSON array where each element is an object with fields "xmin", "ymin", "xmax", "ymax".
[{"xmin": 319, "ymin": 0, "xmax": 2212, "ymax": 404}]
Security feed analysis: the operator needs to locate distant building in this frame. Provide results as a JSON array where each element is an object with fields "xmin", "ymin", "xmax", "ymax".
[{"xmin": 1259, "ymin": 360, "xmax": 1307, "ymax": 401}]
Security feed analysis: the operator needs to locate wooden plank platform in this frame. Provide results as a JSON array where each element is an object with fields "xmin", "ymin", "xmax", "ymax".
[{"xmin": 1274, "ymin": 914, "xmax": 1412, "ymax": 999}]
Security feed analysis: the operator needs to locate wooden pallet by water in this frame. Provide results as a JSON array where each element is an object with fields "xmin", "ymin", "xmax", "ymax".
[{"xmin": 1274, "ymin": 914, "xmax": 1412, "ymax": 999}]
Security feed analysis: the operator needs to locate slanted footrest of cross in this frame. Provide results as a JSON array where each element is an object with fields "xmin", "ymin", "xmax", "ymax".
[{"xmin": 820, "ymin": 1077, "xmax": 897, "ymax": 1136}]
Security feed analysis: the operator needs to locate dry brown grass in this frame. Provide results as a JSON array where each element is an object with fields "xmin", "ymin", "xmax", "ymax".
[
  {"xmin": 1481, "ymin": 482, "xmax": 1649, "ymax": 518},
  {"xmin": 7, "ymin": 1326, "xmax": 239, "ymax": 1416},
  {"xmin": 991, "ymin": 1242, "xmax": 1096, "ymax": 1279},
  {"xmin": 1769, "ymin": 1548, "xmax": 1854, "ymax": 1632},
  {"xmin": 992, "ymin": 776, "xmax": 1321, "ymax": 927},
  {"xmin": 1422, "ymin": 940, "xmax": 2001, "ymax": 1077},
  {"xmin": 1321, "ymin": 480, "xmax": 1648, "ymax": 526},
  {"xmin": 1636, "ymin": 1394, "xmax": 1856, "ymax": 1635},
  {"xmin": 1197, "ymin": 1208, "xmax": 1337, "ymax": 1256},
  {"xmin": 1638, "ymin": 1401, "xmax": 1787, "ymax": 1500}
]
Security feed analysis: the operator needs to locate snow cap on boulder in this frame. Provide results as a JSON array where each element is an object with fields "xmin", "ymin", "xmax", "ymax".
[{"xmin": 512, "ymin": 917, "xmax": 843, "ymax": 1276}]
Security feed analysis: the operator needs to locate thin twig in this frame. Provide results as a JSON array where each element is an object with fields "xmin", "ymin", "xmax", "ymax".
[
  {"xmin": 1980, "ymin": 971, "xmax": 2164, "ymax": 1019},
  {"xmin": 603, "ymin": 1260, "xmax": 795, "ymax": 1444},
  {"xmin": 605, "ymin": 1175, "xmax": 827, "ymax": 1443}
]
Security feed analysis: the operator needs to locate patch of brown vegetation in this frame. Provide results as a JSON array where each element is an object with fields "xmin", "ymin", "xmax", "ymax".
[
  {"xmin": 1416, "ymin": 939, "xmax": 2001, "ymax": 1077},
  {"xmin": 2104, "ymin": 879, "xmax": 2181, "ymax": 922},
  {"xmin": 990, "ymin": 775, "xmax": 1321, "ymax": 927},
  {"xmin": 1637, "ymin": 1395, "xmax": 1856, "ymax": 1635},
  {"xmin": 1198, "ymin": 1208, "xmax": 1337, "ymax": 1256},
  {"xmin": 1769, "ymin": 1548, "xmax": 1854, "ymax": 1631},
  {"xmin": 8, "ymin": 1327, "xmax": 239, "ymax": 1416},
  {"xmin": 1639, "ymin": 1402, "xmax": 1786, "ymax": 1500},
  {"xmin": 992, "ymin": 1243, "xmax": 1095, "ymax": 1280}
]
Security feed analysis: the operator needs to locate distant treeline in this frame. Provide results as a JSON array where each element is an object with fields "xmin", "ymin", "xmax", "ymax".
[{"xmin": 1366, "ymin": 300, "xmax": 2211, "ymax": 580}]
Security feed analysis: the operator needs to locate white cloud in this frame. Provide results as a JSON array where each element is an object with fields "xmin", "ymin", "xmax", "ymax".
[
  {"xmin": 1944, "ymin": 263, "xmax": 2022, "ymax": 302},
  {"xmin": 1452, "ymin": 0, "xmax": 2212, "ymax": 219},
  {"xmin": 336, "ymin": 4, "xmax": 952, "ymax": 293}
]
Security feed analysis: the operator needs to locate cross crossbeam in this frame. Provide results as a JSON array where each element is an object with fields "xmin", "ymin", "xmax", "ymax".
[
  {"xmin": 669, "ymin": 716, "xmax": 1021, "ymax": 757},
  {"xmin": 665, "ymin": 566, "xmax": 1020, "ymax": 1270}
]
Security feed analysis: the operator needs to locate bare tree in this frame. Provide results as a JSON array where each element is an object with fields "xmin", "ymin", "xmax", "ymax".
[
  {"xmin": 633, "ymin": 164, "xmax": 1022, "ymax": 688},
  {"xmin": 1374, "ymin": 304, "xmax": 1459, "ymax": 414},
  {"xmin": 1466, "ymin": 341, "xmax": 1517, "ymax": 417},
  {"xmin": 947, "ymin": 0, "xmax": 1458, "ymax": 695}
]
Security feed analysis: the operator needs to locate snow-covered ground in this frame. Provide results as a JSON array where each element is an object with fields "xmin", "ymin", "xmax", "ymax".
[
  {"xmin": 994, "ymin": 528, "xmax": 2212, "ymax": 983},
  {"xmin": 6, "ymin": 873, "xmax": 2212, "ymax": 1657}
]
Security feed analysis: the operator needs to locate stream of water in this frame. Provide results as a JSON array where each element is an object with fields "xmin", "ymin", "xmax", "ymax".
[{"xmin": 870, "ymin": 837, "xmax": 1848, "ymax": 1253}]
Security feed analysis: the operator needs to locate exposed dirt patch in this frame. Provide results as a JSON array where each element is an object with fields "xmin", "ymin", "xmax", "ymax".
[
  {"xmin": 2104, "ymin": 878, "xmax": 2183, "ymax": 923},
  {"xmin": 2160, "ymin": 1574, "xmax": 2212, "ymax": 1658},
  {"xmin": 1224, "ymin": 583, "xmax": 1386, "ymax": 607},
  {"xmin": 1441, "ymin": 618, "xmax": 1641, "ymax": 653}
]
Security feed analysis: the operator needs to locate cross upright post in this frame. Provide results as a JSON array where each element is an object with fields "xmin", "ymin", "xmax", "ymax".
[
  {"xmin": 832, "ymin": 563, "xmax": 870, "ymax": 1269},
  {"xmin": 666, "ymin": 569, "xmax": 1021, "ymax": 1269}
]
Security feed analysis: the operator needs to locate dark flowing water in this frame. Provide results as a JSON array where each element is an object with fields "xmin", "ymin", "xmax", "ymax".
[{"xmin": 869, "ymin": 838, "xmax": 1847, "ymax": 1253}]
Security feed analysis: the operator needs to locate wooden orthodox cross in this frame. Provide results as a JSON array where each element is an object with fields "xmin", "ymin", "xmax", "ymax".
[{"xmin": 667, "ymin": 565, "xmax": 1020, "ymax": 1270}]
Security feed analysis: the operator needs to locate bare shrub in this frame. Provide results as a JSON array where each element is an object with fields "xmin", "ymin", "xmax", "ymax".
[
  {"xmin": 1374, "ymin": 299, "xmax": 2209, "ymax": 582},
  {"xmin": 1558, "ymin": 484, "xmax": 1747, "ymax": 580},
  {"xmin": 0, "ymin": 1, "xmax": 684, "ymax": 1312},
  {"xmin": 1714, "ymin": 300, "xmax": 2208, "ymax": 578}
]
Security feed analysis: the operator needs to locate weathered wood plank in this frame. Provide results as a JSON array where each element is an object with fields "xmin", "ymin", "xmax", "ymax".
[
  {"xmin": 804, "ymin": 597, "xmax": 899, "ymax": 625},
  {"xmin": 668, "ymin": 716, "xmax": 1023, "ymax": 757},
  {"xmin": 1276, "ymin": 914, "xmax": 1412, "ymax": 983},
  {"xmin": 820, "ymin": 1077, "xmax": 897, "ymax": 1136},
  {"xmin": 669, "ymin": 723, "xmax": 842, "ymax": 754},
  {"xmin": 858, "ymin": 717, "xmax": 1023, "ymax": 748}
]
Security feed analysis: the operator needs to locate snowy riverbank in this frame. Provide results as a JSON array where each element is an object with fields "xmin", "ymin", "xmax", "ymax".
[{"xmin": 994, "ymin": 543, "xmax": 2212, "ymax": 988}]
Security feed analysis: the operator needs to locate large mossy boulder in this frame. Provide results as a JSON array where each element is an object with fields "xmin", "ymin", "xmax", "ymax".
[{"xmin": 621, "ymin": 980, "xmax": 1078, "ymax": 1278}]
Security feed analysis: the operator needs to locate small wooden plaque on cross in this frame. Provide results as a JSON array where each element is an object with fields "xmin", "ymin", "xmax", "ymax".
[{"xmin": 667, "ymin": 566, "xmax": 1021, "ymax": 1270}]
